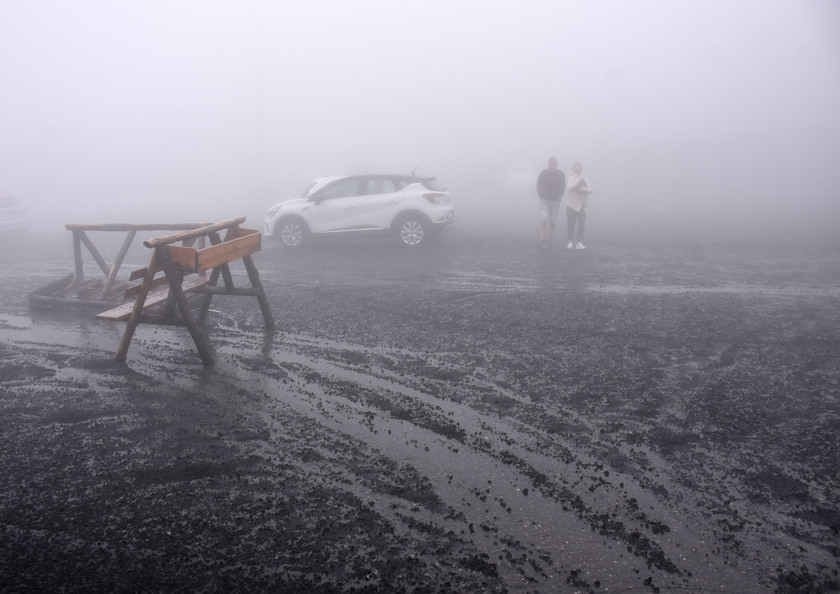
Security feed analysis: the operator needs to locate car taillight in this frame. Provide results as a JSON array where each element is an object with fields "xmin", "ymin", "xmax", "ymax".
[{"xmin": 423, "ymin": 192, "xmax": 448, "ymax": 204}]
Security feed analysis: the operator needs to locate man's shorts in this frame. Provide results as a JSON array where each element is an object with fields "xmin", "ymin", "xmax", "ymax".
[{"xmin": 540, "ymin": 199, "xmax": 560, "ymax": 223}]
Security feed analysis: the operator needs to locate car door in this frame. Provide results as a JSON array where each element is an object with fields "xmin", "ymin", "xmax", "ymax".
[
  {"xmin": 353, "ymin": 176, "xmax": 404, "ymax": 229},
  {"xmin": 305, "ymin": 177, "xmax": 361, "ymax": 233}
]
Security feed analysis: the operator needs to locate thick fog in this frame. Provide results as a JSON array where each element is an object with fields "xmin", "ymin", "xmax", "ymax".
[{"xmin": 2, "ymin": 0, "xmax": 839, "ymax": 239}]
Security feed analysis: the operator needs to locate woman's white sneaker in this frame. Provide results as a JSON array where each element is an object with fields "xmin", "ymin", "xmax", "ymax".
[
  {"xmin": 575, "ymin": 242, "xmax": 586, "ymax": 249},
  {"xmin": 567, "ymin": 242, "xmax": 574, "ymax": 249}
]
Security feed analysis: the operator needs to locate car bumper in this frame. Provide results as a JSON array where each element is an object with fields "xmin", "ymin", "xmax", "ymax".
[
  {"xmin": 0, "ymin": 215, "xmax": 29, "ymax": 232},
  {"xmin": 431, "ymin": 210, "xmax": 455, "ymax": 233}
]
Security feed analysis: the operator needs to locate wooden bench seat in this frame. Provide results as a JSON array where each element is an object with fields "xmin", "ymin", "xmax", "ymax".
[{"xmin": 96, "ymin": 276, "xmax": 209, "ymax": 321}]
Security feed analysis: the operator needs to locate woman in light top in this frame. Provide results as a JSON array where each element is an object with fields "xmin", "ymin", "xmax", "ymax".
[{"xmin": 565, "ymin": 162, "xmax": 591, "ymax": 249}]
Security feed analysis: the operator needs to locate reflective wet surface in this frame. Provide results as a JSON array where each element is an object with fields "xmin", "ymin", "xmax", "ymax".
[{"xmin": 1, "ymin": 227, "xmax": 839, "ymax": 592}]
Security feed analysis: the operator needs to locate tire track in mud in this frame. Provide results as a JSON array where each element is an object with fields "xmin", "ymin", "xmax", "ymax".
[
  {"xmin": 0, "ymin": 336, "xmax": 510, "ymax": 592},
  {"xmin": 212, "ymin": 330, "xmax": 766, "ymax": 592}
]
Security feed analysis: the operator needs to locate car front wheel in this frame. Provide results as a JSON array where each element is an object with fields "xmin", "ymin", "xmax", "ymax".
[
  {"xmin": 395, "ymin": 216, "xmax": 429, "ymax": 247},
  {"xmin": 274, "ymin": 217, "xmax": 309, "ymax": 248}
]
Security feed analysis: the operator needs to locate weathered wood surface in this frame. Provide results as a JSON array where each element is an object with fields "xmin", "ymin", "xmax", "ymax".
[
  {"xmin": 29, "ymin": 274, "xmax": 129, "ymax": 310},
  {"xmin": 66, "ymin": 222, "xmax": 210, "ymax": 232},
  {"xmin": 129, "ymin": 229, "xmax": 259, "ymax": 276},
  {"xmin": 144, "ymin": 217, "xmax": 247, "ymax": 248},
  {"xmin": 30, "ymin": 222, "xmax": 216, "ymax": 311},
  {"xmin": 96, "ymin": 276, "xmax": 210, "ymax": 321},
  {"xmin": 100, "ymin": 230, "xmax": 136, "ymax": 299},
  {"xmin": 197, "ymin": 229, "xmax": 260, "ymax": 272},
  {"xmin": 124, "ymin": 274, "xmax": 170, "ymax": 299},
  {"xmin": 95, "ymin": 216, "xmax": 273, "ymax": 365}
]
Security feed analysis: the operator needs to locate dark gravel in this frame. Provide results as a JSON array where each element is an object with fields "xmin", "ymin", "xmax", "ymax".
[{"xmin": 1, "ymin": 225, "xmax": 839, "ymax": 593}]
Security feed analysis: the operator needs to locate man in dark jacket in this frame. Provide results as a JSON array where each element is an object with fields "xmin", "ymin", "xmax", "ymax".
[{"xmin": 536, "ymin": 157, "xmax": 566, "ymax": 249}]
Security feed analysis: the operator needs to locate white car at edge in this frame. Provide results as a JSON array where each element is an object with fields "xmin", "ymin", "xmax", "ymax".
[
  {"xmin": 0, "ymin": 196, "xmax": 29, "ymax": 232},
  {"xmin": 263, "ymin": 174, "xmax": 454, "ymax": 248}
]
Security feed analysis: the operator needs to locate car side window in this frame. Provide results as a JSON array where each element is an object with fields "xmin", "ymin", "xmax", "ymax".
[
  {"xmin": 380, "ymin": 178, "xmax": 400, "ymax": 193},
  {"xmin": 357, "ymin": 178, "xmax": 376, "ymax": 195},
  {"xmin": 357, "ymin": 177, "xmax": 391, "ymax": 195},
  {"xmin": 319, "ymin": 179, "xmax": 358, "ymax": 200}
]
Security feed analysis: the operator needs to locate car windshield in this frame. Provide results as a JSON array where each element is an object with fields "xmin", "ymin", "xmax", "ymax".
[{"xmin": 303, "ymin": 177, "xmax": 342, "ymax": 199}]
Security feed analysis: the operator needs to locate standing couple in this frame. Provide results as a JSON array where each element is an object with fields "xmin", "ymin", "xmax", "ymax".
[{"xmin": 535, "ymin": 157, "xmax": 591, "ymax": 250}]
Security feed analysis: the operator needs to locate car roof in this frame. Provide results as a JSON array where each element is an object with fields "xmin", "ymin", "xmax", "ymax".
[
  {"xmin": 305, "ymin": 174, "xmax": 436, "ymax": 197},
  {"xmin": 314, "ymin": 174, "xmax": 434, "ymax": 182}
]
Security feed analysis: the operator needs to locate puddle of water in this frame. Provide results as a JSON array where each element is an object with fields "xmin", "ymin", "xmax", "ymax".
[{"xmin": 0, "ymin": 314, "xmax": 34, "ymax": 329}]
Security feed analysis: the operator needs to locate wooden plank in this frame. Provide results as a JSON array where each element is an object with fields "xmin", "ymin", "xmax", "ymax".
[
  {"xmin": 79, "ymin": 282, "xmax": 108, "ymax": 300},
  {"xmin": 29, "ymin": 274, "xmax": 126, "ymax": 310},
  {"xmin": 166, "ymin": 244, "xmax": 198, "ymax": 272},
  {"xmin": 196, "ymin": 230, "xmax": 260, "ymax": 272},
  {"xmin": 98, "ymin": 276, "xmax": 209, "ymax": 321},
  {"xmin": 97, "ymin": 289, "xmax": 167, "ymax": 321},
  {"xmin": 59, "ymin": 278, "xmax": 100, "ymax": 299},
  {"xmin": 29, "ymin": 273, "xmax": 75, "ymax": 297},
  {"xmin": 124, "ymin": 275, "xmax": 169, "ymax": 299},
  {"xmin": 129, "ymin": 265, "xmax": 161, "ymax": 281},
  {"xmin": 99, "ymin": 286, "xmax": 171, "ymax": 321}
]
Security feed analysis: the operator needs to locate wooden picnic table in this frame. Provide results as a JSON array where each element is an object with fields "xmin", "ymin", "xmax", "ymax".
[{"xmin": 96, "ymin": 216, "xmax": 274, "ymax": 365}]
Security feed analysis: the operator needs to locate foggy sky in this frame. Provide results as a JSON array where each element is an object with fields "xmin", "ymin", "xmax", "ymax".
[{"xmin": 1, "ymin": 0, "xmax": 839, "ymax": 235}]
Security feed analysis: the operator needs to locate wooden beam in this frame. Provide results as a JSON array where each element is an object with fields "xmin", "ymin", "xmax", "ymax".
[
  {"xmin": 144, "ymin": 216, "xmax": 246, "ymax": 248},
  {"xmin": 242, "ymin": 253, "xmax": 275, "ymax": 331},
  {"xmin": 196, "ymin": 265, "xmax": 222, "ymax": 326},
  {"xmin": 73, "ymin": 230, "xmax": 84, "ymax": 279},
  {"xmin": 124, "ymin": 274, "xmax": 169, "ymax": 299},
  {"xmin": 99, "ymin": 230, "xmax": 136, "ymax": 300},
  {"xmin": 79, "ymin": 231, "xmax": 111, "ymax": 276},
  {"xmin": 156, "ymin": 246, "xmax": 214, "ymax": 365},
  {"xmin": 115, "ymin": 249, "xmax": 159, "ymax": 362},
  {"xmin": 66, "ymin": 222, "xmax": 210, "ymax": 232}
]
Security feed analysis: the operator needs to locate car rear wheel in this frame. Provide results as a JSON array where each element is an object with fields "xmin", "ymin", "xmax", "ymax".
[
  {"xmin": 275, "ymin": 217, "xmax": 309, "ymax": 248},
  {"xmin": 395, "ymin": 215, "xmax": 429, "ymax": 247}
]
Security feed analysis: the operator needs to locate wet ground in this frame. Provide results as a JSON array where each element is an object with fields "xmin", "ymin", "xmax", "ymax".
[{"xmin": 1, "ymin": 221, "xmax": 839, "ymax": 593}]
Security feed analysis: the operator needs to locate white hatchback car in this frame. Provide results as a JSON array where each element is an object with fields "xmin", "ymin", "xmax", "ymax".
[
  {"xmin": 264, "ymin": 174, "xmax": 454, "ymax": 248},
  {"xmin": 0, "ymin": 196, "xmax": 29, "ymax": 232}
]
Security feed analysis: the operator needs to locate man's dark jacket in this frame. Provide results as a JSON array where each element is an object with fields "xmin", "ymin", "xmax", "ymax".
[{"xmin": 536, "ymin": 168, "xmax": 566, "ymax": 201}]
